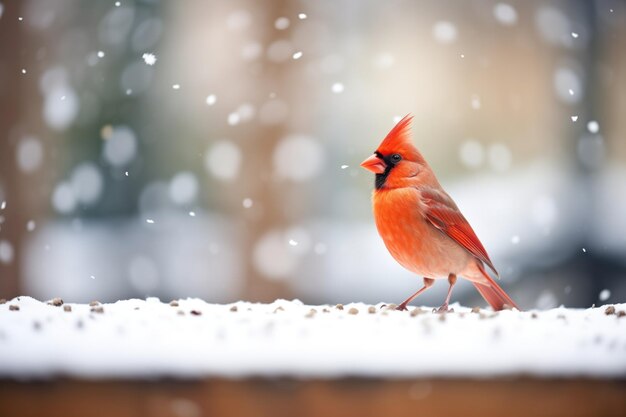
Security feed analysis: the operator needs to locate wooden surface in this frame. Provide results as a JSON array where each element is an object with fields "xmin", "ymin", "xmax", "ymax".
[{"xmin": 1, "ymin": 378, "xmax": 624, "ymax": 417}]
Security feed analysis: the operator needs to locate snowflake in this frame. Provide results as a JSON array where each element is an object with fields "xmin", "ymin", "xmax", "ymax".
[{"xmin": 142, "ymin": 53, "xmax": 157, "ymax": 66}]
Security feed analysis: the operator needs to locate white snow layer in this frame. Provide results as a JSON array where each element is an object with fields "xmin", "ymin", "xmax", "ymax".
[{"xmin": 0, "ymin": 297, "xmax": 625, "ymax": 379}]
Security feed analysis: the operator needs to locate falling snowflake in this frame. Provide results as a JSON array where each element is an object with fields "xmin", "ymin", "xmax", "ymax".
[
  {"xmin": 172, "ymin": 84, "xmax": 181, "ymax": 90},
  {"xmin": 341, "ymin": 165, "xmax": 349, "ymax": 169},
  {"xmin": 292, "ymin": 51, "xmax": 303, "ymax": 60},
  {"xmin": 571, "ymin": 32, "xmax": 579, "ymax": 38},
  {"xmin": 206, "ymin": 94, "xmax": 217, "ymax": 106},
  {"xmin": 0, "ymin": 201, "xmax": 5, "ymax": 210},
  {"xmin": 97, "ymin": 51, "xmax": 105, "ymax": 58},
  {"xmin": 288, "ymin": 239, "xmax": 298, "ymax": 246},
  {"xmin": 331, "ymin": 82, "xmax": 344, "ymax": 93},
  {"xmin": 227, "ymin": 112, "xmax": 240, "ymax": 126},
  {"xmin": 587, "ymin": 120, "xmax": 599, "ymax": 133},
  {"xmin": 275, "ymin": 17, "xmax": 290, "ymax": 30},
  {"xmin": 21, "ymin": 69, "xmax": 26, "ymax": 74},
  {"xmin": 242, "ymin": 198, "xmax": 253, "ymax": 208},
  {"xmin": 142, "ymin": 53, "xmax": 157, "ymax": 66},
  {"xmin": 298, "ymin": 13, "xmax": 307, "ymax": 20},
  {"xmin": 571, "ymin": 116, "xmax": 578, "ymax": 122},
  {"xmin": 146, "ymin": 219, "xmax": 155, "ymax": 224},
  {"xmin": 599, "ymin": 289, "xmax": 611, "ymax": 301},
  {"xmin": 189, "ymin": 211, "xmax": 196, "ymax": 217}
]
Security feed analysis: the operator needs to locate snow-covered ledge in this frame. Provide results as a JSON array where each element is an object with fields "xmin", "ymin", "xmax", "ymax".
[{"xmin": 0, "ymin": 297, "xmax": 625, "ymax": 379}]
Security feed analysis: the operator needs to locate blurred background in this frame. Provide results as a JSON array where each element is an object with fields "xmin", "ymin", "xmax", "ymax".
[{"xmin": 0, "ymin": 0, "xmax": 624, "ymax": 308}]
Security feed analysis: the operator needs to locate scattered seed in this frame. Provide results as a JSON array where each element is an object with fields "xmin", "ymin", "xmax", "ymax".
[
  {"xmin": 335, "ymin": 304, "xmax": 344, "ymax": 310},
  {"xmin": 134, "ymin": 307, "xmax": 140, "ymax": 310},
  {"xmin": 322, "ymin": 308, "xmax": 330, "ymax": 313},
  {"xmin": 169, "ymin": 300, "xmax": 179, "ymax": 307},
  {"xmin": 368, "ymin": 306, "xmax": 377, "ymax": 314},
  {"xmin": 91, "ymin": 306, "xmax": 104, "ymax": 314},
  {"xmin": 0, "ymin": 299, "xmax": 7, "ymax": 304},
  {"xmin": 63, "ymin": 305, "xmax": 72, "ymax": 312},
  {"xmin": 9, "ymin": 305, "xmax": 19, "ymax": 311},
  {"xmin": 33, "ymin": 321, "xmax": 42, "ymax": 331},
  {"xmin": 410, "ymin": 308, "xmax": 425, "ymax": 317},
  {"xmin": 89, "ymin": 301, "xmax": 101, "ymax": 307},
  {"xmin": 438, "ymin": 314, "xmax": 446, "ymax": 322},
  {"xmin": 348, "ymin": 307, "xmax": 359, "ymax": 315},
  {"xmin": 617, "ymin": 310, "xmax": 625, "ymax": 318},
  {"xmin": 605, "ymin": 305, "xmax": 616, "ymax": 315},
  {"xmin": 471, "ymin": 306, "xmax": 481, "ymax": 313},
  {"xmin": 177, "ymin": 310, "xmax": 185, "ymax": 316},
  {"xmin": 557, "ymin": 314, "xmax": 566, "ymax": 320},
  {"xmin": 230, "ymin": 305, "xmax": 238, "ymax": 312},
  {"xmin": 531, "ymin": 312, "xmax": 538, "ymax": 319},
  {"xmin": 48, "ymin": 297, "xmax": 64, "ymax": 306},
  {"xmin": 273, "ymin": 306, "xmax": 284, "ymax": 313},
  {"xmin": 76, "ymin": 320, "xmax": 84, "ymax": 329},
  {"xmin": 479, "ymin": 313, "xmax": 487, "ymax": 320},
  {"xmin": 190, "ymin": 310, "xmax": 202, "ymax": 316},
  {"xmin": 305, "ymin": 309, "xmax": 316, "ymax": 318}
]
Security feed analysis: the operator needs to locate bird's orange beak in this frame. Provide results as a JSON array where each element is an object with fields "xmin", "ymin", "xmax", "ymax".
[{"xmin": 360, "ymin": 154, "xmax": 386, "ymax": 174}]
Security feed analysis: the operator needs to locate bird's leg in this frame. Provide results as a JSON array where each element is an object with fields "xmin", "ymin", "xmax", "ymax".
[
  {"xmin": 435, "ymin": 274, "xmax": 457, "ymax": 313},
  {"xmin": 396, "ymin": 278, "xmax": 435, "ymax": 311}
]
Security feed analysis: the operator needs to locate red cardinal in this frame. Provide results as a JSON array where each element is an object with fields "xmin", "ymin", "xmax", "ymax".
[{"xmin": 360, "ymin": 115, "xmax": 519, "ymax": 312}]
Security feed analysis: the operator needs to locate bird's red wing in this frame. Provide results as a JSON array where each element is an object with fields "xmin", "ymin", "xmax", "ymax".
[{"xmin": 421, "ymin": 189, "xmax": 499, "ymax": 277}]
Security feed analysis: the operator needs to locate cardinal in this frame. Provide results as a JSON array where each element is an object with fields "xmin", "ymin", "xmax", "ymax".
[{"xmin": 360, "ymin": 115, "xmax": 519, "ymax": 312}]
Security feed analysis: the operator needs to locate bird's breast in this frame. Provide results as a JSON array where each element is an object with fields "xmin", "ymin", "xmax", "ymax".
[{"xmin": 372, "ymin": 188, "xmax": 471, "ymax": 278}]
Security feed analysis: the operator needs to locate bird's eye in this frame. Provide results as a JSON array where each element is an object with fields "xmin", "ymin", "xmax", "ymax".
[{"xmin": 391, "ymin": 153, "xmax": 402, "ymax": 163}]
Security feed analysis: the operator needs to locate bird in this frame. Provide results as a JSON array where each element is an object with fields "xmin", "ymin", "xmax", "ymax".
[{"xmin": 360, "ymin": 115, "xmax": 519, "ymax": 312}]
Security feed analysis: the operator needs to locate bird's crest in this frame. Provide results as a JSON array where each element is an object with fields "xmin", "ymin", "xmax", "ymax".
[{"xmin": 376, "ymin": 114, "xmax": 423, "ymax": 161}]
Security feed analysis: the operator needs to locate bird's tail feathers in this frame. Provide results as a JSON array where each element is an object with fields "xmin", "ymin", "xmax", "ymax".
[{"xmin": 472, "ymin": 263, "xmax": 520, "ymax": 311}]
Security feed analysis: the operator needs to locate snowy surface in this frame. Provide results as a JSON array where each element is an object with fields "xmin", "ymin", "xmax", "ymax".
[{"xmin": 0, "ymin": 297, "xmax": 625, "ymax": 379}]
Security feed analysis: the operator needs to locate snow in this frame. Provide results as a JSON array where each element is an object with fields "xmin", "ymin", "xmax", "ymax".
[
  {"xmin": 599, "ymin": 289, "xmax": 611, "ymax": 301},
  {"xmin": 571, "ymin": 115, "xmax": 578, "ymax": 121},
  {"xmin": 587, "ymin": 120, "xmax": 599, "ymax": 133},
  {"xmin": 292, "ymin": 51, "xmax": 303, "ymax": 60},
  {"xmin": 142, "ymin": 52, "xmax": 157, "ymax": 65},
  {"xmin": 0, "ymin": 240, "xmax": 13, "ymax": 264},
  {"xmin": 432, "ymin": 21, "xmax": 457, "ymax": 44},
  {"xmin": 273, "ymin": 135, "xmax": 324, "ymax": 181},
  {"xmin": 274, "ymin": 17, "xmax": 290, "ymax": 30},
  {"xmin": 0, "ymin": 297, "xmax": 624, "ymax": 379},
  {"xmin": 205, "ymin": 94, "xmax": 217, "ymax": 105},
  {"xmin": 331, "ymin": 82, "xmax": 344, "ymax": 93},
  {"xmin": 493, "ymin": 3, "xmax": 518, "ymax": 26}
]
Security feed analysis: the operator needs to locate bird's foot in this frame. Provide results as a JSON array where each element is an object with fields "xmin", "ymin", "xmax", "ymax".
[
  {"xmin": 434, "ymin": 304, "xmax": 454, "ymax": 314},
  {"xmin": 395, "ymin": 303, "xmax": 409, "ymax": 311}
]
